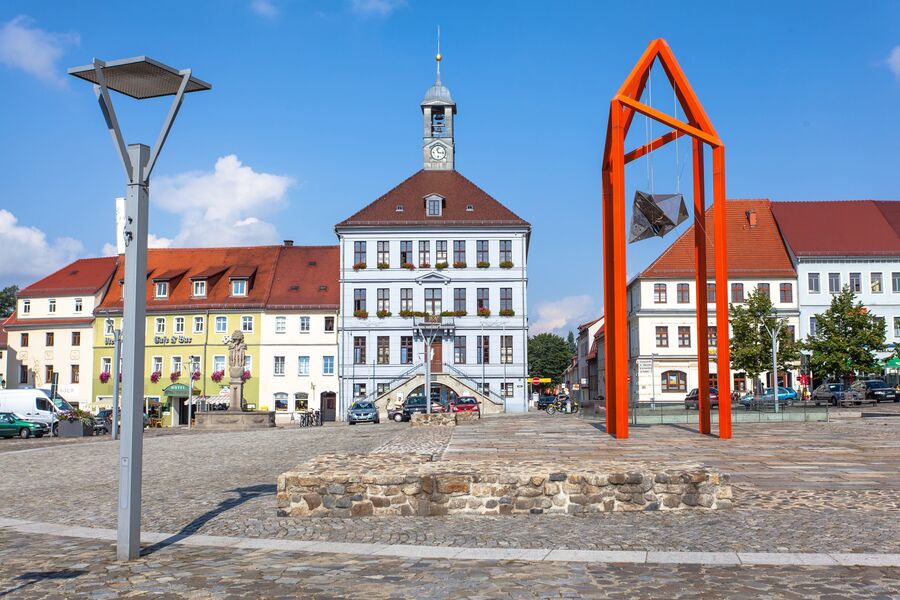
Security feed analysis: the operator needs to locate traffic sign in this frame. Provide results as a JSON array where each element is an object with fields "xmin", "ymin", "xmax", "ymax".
[{"xmin": 532, "ymin": 377, "xmax": 540, "ymax": 386}]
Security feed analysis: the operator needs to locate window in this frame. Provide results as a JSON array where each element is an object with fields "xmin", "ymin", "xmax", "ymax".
[
  {"xmin": 193, "ymin": 316, "xmax": 204, "ymax": 334},
  {"xmin": 300, "ymin": 316, "xmax": 310, "ymax": 332},
  {"xmin": 655, "ymin": 326, "xmax": 668, "ymax": 347},
  {"xmin": 400, "ymin": 241, "xmax": 413, "ymax": 265},
  {"xmin": 419, "ymin": 241, "xmax": 430, "ymax": 266},
  {"xmin": 453, "ymin": 288, "xmax": 466, "ymax": 313},
  {"xmin": 48, "ymin": 299, "xmax": 56, "ymax": 313},
  {"xmin": 377, "ymin": 336, "xmax": 390, "ymax": 364},
  {"xmin": 353, "ymin": 336, "xmax": 366, "ymax": 364},
  {"xmin": 171, "ymin": 356, "xmax": 182, "ymax": 374},
  {"xmin": 101, "ymin": 357, "xmax": 111, "ymax": 374},
  {"xmin": 808, "ymin": 273, "xmax": 820, "ymax": 294},
  {"xmin": 500, "ymin": 288, "xmax": 512, "ymax": 312},
  {"xmin": 427, "ymin": 196, "xmax": 442, "ymax": 216},
  {"xmin": 501, "ymin": 382, "xmax": 514, "ymax": 398},
  {"xmin": 809, "ymin": 316, "xmax": 818, "ymax": 337},
  {"xmin": 454, "ymin": 336, "xmax": 466, "ymax": 364},
  {"xmin": 241, "ymin": 315, "xmax": 254, "ymax": 332},
  {"xmin": 424, "ymin": 288, "xmax": 442, "ymax": 314},
  {"xmin": 400, "ymin": 288, "xmax": 413, "ymax": 312},
  {"xmin": 71, "ymin": 332, "xmax": 80, "ymax": 346},
  {"xmin": 155, "ymin": 318, "xmax": 166, "ymax": 334},
  {"xmin": 212, "ymin": 355, "xmax": 224, "ymax": 373},
  {"xmin": 174, "ymin": 317, "xmax": 185, "ymax": 334},
  {"xmin": 828, "ymin": 273, "xmax": 840, "ymax": 294},
  {"xmin": 436, "ymin": 241, "xmax": 448, "ymax": 263},
  {"xmin": 477, "ymin": 335, "xmax": 490, "ymax": 364},
  {"xmin": 787, "ymin": 325, "xmax": 795, "ymax": 343},
  {"xmin": 45, "ymin": 365, "xmax": 53, "ymax": 383},
  {"xmin": 708, "ymin": 326, "xmax": 717, "ymax": 347},
  {"xmin": 377, "ymin": 241, "xmax": 389, "ymax": 266},
  {"xmin": 20, "ymin": 333, "xmax": 28, "ymax": 347},
  {"xmin": 849, "ymin": 272, "xmax": 861, "ymax": 293},
  {"xmin": 500, "ymin": 240, "xmax": 512, "ymax": 263},
  {"xmin": 678, "ymin": 326, "xmax": 691, "ymax": 348},
  {"xmin": 193, "ymin": 280, "xmax": 206, "ymax": 297},
  {"xmin": 22, "ymin": 299, "xmax": 30, "ymax": 314},
  {"xmin": 731, "ymin": 283, "xmax": 744, "ymax": 303},
  {"xmin": 274, "ymin": 356, "xmax": 285, "ymax": 376},
  {"xmin": 757, "ymin": 283, "xmax": 770, "ymax": 300},
  {"xmin": 154, "ymin": 356, "xmax": 165, "ymax": 374},
  {"xmin": 215, "ymin": 316, "xmax": 227, "ymax": 333},
  {"xmin": 453, "ymin": 240, "xmax": 466, "ymax": 263},
  {"xmin": 155, "ymin": 282, "xmax": 168, "ymax": 298},
  {"xmin": 273, "ymin": 393, "xmax": 288, "ymax": 411},
  {"xmin": 231, "ymin": 279, "xmax": 247, "ymax": 297},
  {"xmin": 871, "ymin": 272, "xmax": 883, "ymax": 294},
  {"xmin": 677, "ymin": 283, "xmax": 689, "ymax": 304},
  {"xmin": 707, "ymin": 283, "xmax": 716, "ymax": 304},
  {"xmin": 323, "ymin": 355, "xmax": 334, "ymax": 375},
  {"xmin": 733, "ymin": 373, "xmax": 748, "ymax": 393},
  {"xmin": 275, "ymin": 316, "xmax": 286, "ymax": 334},
  {"xmin": 477, "ymin": 240, "xmax": 489, "ymax": 264},
  {"xmin": 501, "ymin": 335, "xmax": 513, "ymax": 364},
  {"xmin": 298, "ymin": 356, "xmax": 310, "ymax": 376},
  {"xmin": 46, "ymin": 332, "xmax": 54, "ymax": 346},
  {"xmin": 70, "ymin": 364, "xmax": 80, "ymax": 384},
  {"xmin": 893, "ymin": 272, "xmax": 900, "ymax": 293},
  {"xmin": 400, "ymin": 336, "xmax": 413, "ymax": 364},
  {"xmin": 894, "ymin": 317, "xmax": 900, "ymax": 338},
  {"xmin": 324, "ymin": 316, "xmax": 335, "ymax": 332},
  {"xmin": 353, "ymin": 289, "xmax": 366, "ymax": 312},
  {"xmin": 477, "ymin": 288, "xmax": 490, "ymax": 311},
  {"xmin": 74, "ymin": 298, "xmax": 82, "ymax": 313},
  {"xmin": 779, "ymin": 283, "xmax": 793, "ymax": 303},
  {"xmin": 653, "ymin": 284, "xmax": 667, "ymax": 303},
  {"xmin": 661, "ymin": 370, "xmax": 687, "ymax": 393},
  {"xmin": 353, "ymin": 383, "xmax": 367, "ymax": 398},
  {"xmin": 353, "ymin": 241, "xmax": 366, "ymax": 265},
  {"xmin": 18, "ymin": 365, "xmax": 28, "ymax": 384},
  {"xmin": 377, "ymin": 288, "xmax": 390, "ymax": 312},
  {"xmin": 479, "ymin": 383, "xmax": 491, "ymax": 397}
]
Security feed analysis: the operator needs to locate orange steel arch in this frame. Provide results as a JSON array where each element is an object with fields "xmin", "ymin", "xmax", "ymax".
[{"xmin": 602, "ymin": 39, "xmax": 732, "ymax": 439}]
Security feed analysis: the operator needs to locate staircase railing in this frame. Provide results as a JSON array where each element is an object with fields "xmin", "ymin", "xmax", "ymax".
[
  {"xmin": 442, "ymin": 363, "xmax": 505, "ymax": 405},
  {"xmin": 362, "ymin": 364, "xmax": 422, "ymax": 405}
]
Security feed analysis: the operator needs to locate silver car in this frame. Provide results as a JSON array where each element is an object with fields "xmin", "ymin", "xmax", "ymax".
[{"xmin": 348, "ymin": 401, "xmax": 379, "ymax": 425}]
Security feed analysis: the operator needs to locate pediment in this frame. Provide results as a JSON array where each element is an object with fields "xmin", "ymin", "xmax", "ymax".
[{"xmin": 415, "ymin": 271, "xmax": 451, "ymax": 285}]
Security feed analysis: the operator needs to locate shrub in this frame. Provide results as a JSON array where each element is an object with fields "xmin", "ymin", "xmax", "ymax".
[
  {"xmin": 499, "ymin": 260, "xmax": 514, "ymax": 269},
  {"xmin": 499, "ymin": 308, "xmax": 515, "ymax": 317},
  {"xmin": 376, "ymin": 310, "xmax": 392, "ymax": 318},
  {"xmin": 453, "ymin": 261, "xmax": 467, "ymax": 269},
  {"xmin": 477, "ymin": 261, "xmax": 490, "ymax": 268},
  {"xmin": 352, "ymin": 262, "xmax": 367, "ymax": 271},
  {"xmin": 377, "ymin": 262, "xmax": 390, "ymax": 270},
  {"xmin": 435, "ymin": 262, "xmax": 449, "ymax": 270},
  {"xmin": 478, "ymin": 307, "xmax": 491, "ymax": 317},
  {"xmin": 58, "ymin": 408, "xmax": 94, "ymax": 426},
  {"xmin": 353, "ymin": 309, "xmax": 369, "ymax": 319}
]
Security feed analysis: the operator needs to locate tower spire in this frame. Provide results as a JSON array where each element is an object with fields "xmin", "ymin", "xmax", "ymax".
[{"xmin": 435, "ymin": 26, "xmax": 441, "ymax": 84}]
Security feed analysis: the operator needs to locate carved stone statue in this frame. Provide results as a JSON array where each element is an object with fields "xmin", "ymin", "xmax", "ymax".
[
  {"xmin": 228, "ymin": 330, "xmax": 247, "ymax": 371},
  {"xmin": 227, "ymin": 330, "xmax": 247, "ymax": 412}
]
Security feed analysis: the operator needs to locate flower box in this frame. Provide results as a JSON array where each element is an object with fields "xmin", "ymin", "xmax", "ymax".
[
  {"xmin": 478, "ymin": 308, "xmax": 491, "ymax": 317},
  {"xmin": 499, "ymin": 261, "xmax": 514, "ymax": 269},
  {"xmin": 453, "ymin": 261, "xmax": 467, "ymax": 269},
  {"xmin": 242, "ymin": 370, "xmax": 252, "ymax": 382},
  {"xmin": 98, "ymin": 372, "xmax": 110, "ymax": 384},
  {"xmin": 191, "ymin": 370, "xmax": 201, "ymax": 381},
  {"xmin": 477, "ymin": 261, "xmax": 490, "ymax": 269},
  {"xmin": 58, "ymin": 419, "xmax": 93, "ymax": 438},
  {"xmin": 170, "ymin": 371, "xmax": 181, "ymax": 383},
  {"xmin": 499, "ymin": 309, "xmax": 515, "ymax": 317},
  {"xmin": 150, "ymin": 371, "xmax": 161, "ymax": 383},
  {"xmin": 435, "ymin": 262, "xmax": 449, "ymax": 270},
  {"xmin": 211, "ymin": 370, "xmax": 225, "ymax": 383},
  {"xmin": 402, "ymin": 263, "xmax": 416, "ymax": 270},
  {"xmin": 377, "ymin": 263, "xmax": 390, "ymax": 270},
  {"xmin": 419, "ymin": 263, "xmax": 431, "ymax": 269},
  {"xmin": 354, "ymin": 310, "xmax": 369, "ymax": 319},
  {"xmin": 352, "ymin": 262, "xmax": 367, "ymax": 271},
  {"xmin": 376, "ymin": 310, "xmax": 392, "ymax": 319},
  {"xmin": 440, "ymin": 310, "xmax": 467, "ymax": 317}
]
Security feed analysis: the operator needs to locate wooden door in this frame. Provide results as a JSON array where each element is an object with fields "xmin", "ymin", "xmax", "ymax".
[{"xmin": 431, "ymin": 337, "xmax": 443, "ymax": 373}]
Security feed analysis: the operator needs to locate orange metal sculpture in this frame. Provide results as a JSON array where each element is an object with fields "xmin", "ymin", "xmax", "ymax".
[{"xmin": 602, "ymin": 39, "xmax": 732, "ymax": 439}]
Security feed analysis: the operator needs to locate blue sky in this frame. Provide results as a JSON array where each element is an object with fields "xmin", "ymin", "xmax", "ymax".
[{"xmin": 1, "ymin": 1, "xmax": 898, "ymax": 335}]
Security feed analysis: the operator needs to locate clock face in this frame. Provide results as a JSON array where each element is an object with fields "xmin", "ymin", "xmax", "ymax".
[{"xmin": 430, "ymin": 145, "xmax": 446, "ymax": 160}]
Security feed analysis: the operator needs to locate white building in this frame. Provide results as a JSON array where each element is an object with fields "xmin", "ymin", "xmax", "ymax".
[
  {"xmin": 3, "ymin": 257, "xmax": 117, "ymax": 406},
  {"xmin": 627, "ymin": 200, "xmax": 800, "ymax": 404},
  {"xmin": 771, "ymin": 200, "xmax": 900, "ymax": 372},
  {"xmin": 334, "ymin": 57, "xmax": 531, "ymax": 418}
]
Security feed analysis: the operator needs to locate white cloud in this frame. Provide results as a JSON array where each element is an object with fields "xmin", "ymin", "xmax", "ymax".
[
  {"xmin": 0, "ymin": 16, "xmax": 79, "ymax": 86},
  {"xmin": 350, "ymin": 0, "xmax": 407, "ymax": 16},
  {"xmin": 887, "ymin": 45, "xmax": 900, "ymax": 79},
  {"xmin": 250, "ymin": 0, "xmax": 278, "ymax": 18},
  {"xmin": 531, "ymin": 295, "xmax": 597, "ymax": 335},
  {"xmin": 152, "ymin": 155, "xmax": 294, "ymax": 248},
  {"xmin": 0, "ymin": 209, "xmax": 84, "ymax": 286}
]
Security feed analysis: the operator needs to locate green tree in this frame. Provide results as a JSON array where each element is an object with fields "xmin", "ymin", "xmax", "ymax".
[
  {"xmin": 566, "ymin": 330, "xmax": 576, "ymax": 354},
  {"xmin": 729, "ymin": 288, "xmax": 800, "ymax": 392},
  {"xmin": 804, "ymin": 287, "xmax": 886, "ymax": 380},
  {"xmin": 528, "ymin": 333, "xmax": 574, "ymax": 385},
  {"xmin": 0, "ymin": 285, "xmax": 18, "ymax": 318}
]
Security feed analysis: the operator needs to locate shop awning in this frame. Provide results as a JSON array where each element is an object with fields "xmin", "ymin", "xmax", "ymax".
[
  {"xmin": 162, "ymin": 383, "xmax": 201, "ymax": 397},
  {"xmin": 883, "ymin": 356, "xmax": 900, "ymax": 369}
]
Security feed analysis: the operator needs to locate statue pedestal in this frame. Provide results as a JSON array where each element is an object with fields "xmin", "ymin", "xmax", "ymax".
[{"xmin": 194, "ymin": 410, "xmax": 275, "ymax": 430}]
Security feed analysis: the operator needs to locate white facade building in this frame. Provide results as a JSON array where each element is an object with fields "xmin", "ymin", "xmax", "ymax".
[{"xmin": 334, "ymin": 59, "xmax": 531, "ymax": 418}]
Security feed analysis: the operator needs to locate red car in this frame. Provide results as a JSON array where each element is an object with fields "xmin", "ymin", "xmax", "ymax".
[{"xmin": 450, "ymin": 396, "xmax": 481, "ymax": 415}]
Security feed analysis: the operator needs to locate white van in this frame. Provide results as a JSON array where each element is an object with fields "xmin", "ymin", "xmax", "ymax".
[{"xmin": 0, "ymin": 389, "xmax": 73, "ymax": 435}]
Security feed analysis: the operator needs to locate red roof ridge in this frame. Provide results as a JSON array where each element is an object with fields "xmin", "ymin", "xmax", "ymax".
[{"xmin": 337, "ymin": 170, "xmax": 426, "ymax": 226}]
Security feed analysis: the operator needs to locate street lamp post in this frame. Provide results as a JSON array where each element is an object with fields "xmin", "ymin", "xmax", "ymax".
[
  {"xmin": 763, "ymin": 311, "xmax": 783, "ymax": 414},
  {"xmin": 111, "ymin": 325, "xmax": 122, "ymax": 440},
  {"xmin": 69, "ymin": 57, "xmax": 210, "ymax": 561}
]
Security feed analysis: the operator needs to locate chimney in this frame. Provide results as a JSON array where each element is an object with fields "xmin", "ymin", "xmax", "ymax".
[
  {"xmin": 745, "ymin": 209, "xmax": 757, "ymax": 228},
  {"xmin": 115, "ymin": 197, "xmax": 126, "ymax": 254},
  {"xmin": 283, "ymin": 240, "xmax": 294, "ymax": 247}
]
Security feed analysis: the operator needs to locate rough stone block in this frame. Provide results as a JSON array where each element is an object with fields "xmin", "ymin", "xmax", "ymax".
[{"xmin": 351, "ymin": 501, "xmax": 374, "ymax": 517}]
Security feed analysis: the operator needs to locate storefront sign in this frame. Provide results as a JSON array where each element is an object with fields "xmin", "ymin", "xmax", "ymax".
[{"xmin": 153, "ymin": 335, "xmax": 194, "ymax": 345}]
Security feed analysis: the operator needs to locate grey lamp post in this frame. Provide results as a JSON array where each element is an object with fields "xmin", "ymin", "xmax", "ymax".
[
  {"xmin": 763, "ymin": 311, "xmax": 783, "ymax": 414},
  {"xmin": 68, "ymin": 57, "xmax": 210, "ymax": 561},
  {"xmin": 111, "ymin": 324, "xmax": 122, "ymax": 440}
]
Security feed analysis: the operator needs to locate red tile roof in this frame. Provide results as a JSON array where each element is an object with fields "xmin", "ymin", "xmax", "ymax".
[
  {"xmin": 577, "ymin": 316, "xmax": 602, "ymax": 332},
  {"xmin": 267, "ymin": 246, "xmax": 339, "ymax": 309},
  {"xmin": 336, "ymin": 170, "xmax": 530, "ymax": 228},
  {"xmin": 19, "ymin": 257, "xmax": 117, "ymax": 298},
  {"xmin": 770, "ymin": 200, "xmax": 900, "ymax": 257},
  {"xmin": 0, "ymin": 317, "xmax": 8, "ymax": 347},
  {"xmin": 3, "ymin": 315, "xmax": 95, "ymax": 329},
  {"xmin": 641, "ymin": 199, "xmax": 796, "ymax": 278}
]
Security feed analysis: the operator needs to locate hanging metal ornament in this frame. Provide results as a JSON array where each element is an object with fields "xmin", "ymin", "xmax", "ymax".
[{"xmin": 628, "ymin": 191, "xmax": 689, "ymax": 243}]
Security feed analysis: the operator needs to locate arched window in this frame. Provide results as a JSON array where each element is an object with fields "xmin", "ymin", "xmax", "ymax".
[
  {"xmin": 661, "ymin": 370, "xmax": 687, "ymax": 393},
  {"xmin": 273, "ymin": 392, "xmax": 288, "ymax": 411}
]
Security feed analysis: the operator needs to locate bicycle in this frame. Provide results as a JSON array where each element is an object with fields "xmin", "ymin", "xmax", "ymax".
[{"xmin": 545, "ymin": 399, "xmax": 579, "ymax": 415}]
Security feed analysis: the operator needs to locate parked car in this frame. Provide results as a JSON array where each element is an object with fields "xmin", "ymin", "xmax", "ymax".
[
  {"xmin": 398, "ymin": 394, "xmax": 448, "ymax": 421},
  {"xmin": 449, "ymin": 396, "xmax": 481, "ymax": 416},
  {"xmin": 536, "ymin": 395, "xmax": 557, "ymax": 410},
  {"xmin": 811, "ymin": 383, "xmax": 850, "ymax": 406},
  {"xmin": 0, "ymin": 412, "xmax": 49, "ymax": 438},
  {"xmin": 0, "ymin": 389, "xmax": 73, "ymax": 436},
  {"xmin": 347, "ymin": 401, "xmax": 379, "ymax": 425},
  {"xmin": 684, "ymin": 387, "xmax": 719, "ymax": 410},
  {"xmin": 850, "ymin": 379, "xmax": 898, "ymax": 403}
]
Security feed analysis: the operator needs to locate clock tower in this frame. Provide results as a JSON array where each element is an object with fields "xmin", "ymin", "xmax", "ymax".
[{"xmin": 421, "ymin": 47, "xmax": 456, "ymax": 171}]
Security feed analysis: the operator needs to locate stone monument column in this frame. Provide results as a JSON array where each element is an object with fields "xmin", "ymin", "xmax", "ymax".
[{"xmin": 227, "ymin": 330, "xmax": 247, "ymax": 412}]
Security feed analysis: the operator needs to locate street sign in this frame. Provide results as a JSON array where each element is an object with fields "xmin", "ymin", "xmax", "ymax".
[
  {"xmin": 637, "ymin": 359, "xmax": 652, "ymax": 373},
  {"xmin": 528, "ymin": 377, "xmax": 552, "ymax": 385},
  {"xmin": 572, "ymin": 383, "xmax": 581, "ymax": 391},
  {"xmin": 580, "ymin": 378, "xmax": 588, "ymax": 385}
]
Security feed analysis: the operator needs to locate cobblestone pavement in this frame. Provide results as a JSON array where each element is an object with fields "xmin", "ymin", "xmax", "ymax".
[{"xmin": 1, "ymin": 530, "xmax": 899, "ymax": 599}]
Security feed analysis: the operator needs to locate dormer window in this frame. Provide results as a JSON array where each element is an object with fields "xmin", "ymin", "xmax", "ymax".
[
  {"xmin": 193, "ymin": 280, "xmax": 207, "ymax": 297},
  {"xmin": 22, "ymin": 299, "xmax": 30, "ymax": 314},
  {"xmin": 395, "ymin": 204, "xmax": 404, "ymax": 213},
  {"xmin": 232, "ymin": 279, "xmax": 247, "ymax": 297},
  {"xmin": 466, "ymin": 204, "xmax": 474, "ymax": 212},
  {"xmin": 425, "ymin": 194, "xmax": 444, "ymax": 217},
  {"xmin": 155, "ymin": 281, "xmax": 168, "ymax": 298}
]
